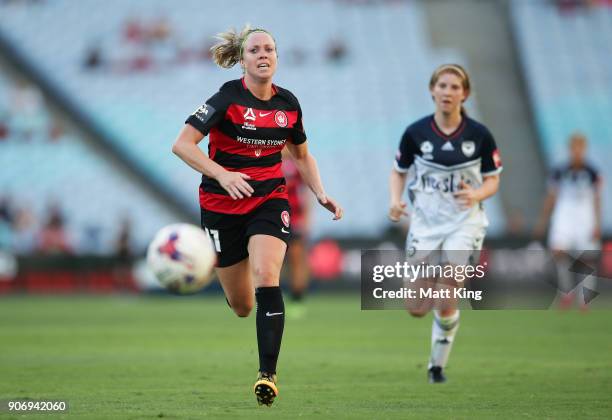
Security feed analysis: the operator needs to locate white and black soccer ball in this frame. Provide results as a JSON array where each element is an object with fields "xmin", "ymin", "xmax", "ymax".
[{"xmin": 146, "ymin": 224, "xmax": 216, "ymax": 294}]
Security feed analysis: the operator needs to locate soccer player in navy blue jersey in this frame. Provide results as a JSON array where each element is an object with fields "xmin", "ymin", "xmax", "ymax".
[
  {"xmin": 389, "ymin": 64, "xmax": 502, "ymax": 383},
  {"xmin": 535, "ymin": 133, "xmax": 602, "ymax": 309},
  {"xmin": 172, "ymin": 25, "xmax": 342, "ymax": 406}
]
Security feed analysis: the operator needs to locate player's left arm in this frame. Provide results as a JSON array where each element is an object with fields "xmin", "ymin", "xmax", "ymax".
[
  {"xmin": 454, "ymin": 175, "xmax": 500, "ymax": 209},
  {"xmin": 285, "ymin": 141, "xmax": 343, "ymax": 221},
  {"xmin": 454, "ymin": 128, "xmax": 502, "ymax": 208}
]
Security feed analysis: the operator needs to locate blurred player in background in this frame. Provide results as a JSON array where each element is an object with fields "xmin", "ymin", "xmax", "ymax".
[
  {"xmin": 535, "ymin": 133, "xmax": 602, "ymax": 310},
  {"xmin": 389, "ymin": 64, "xmax": 502, "ymax": 383},
  {"xmin": 172, "ymin": 25, "xmax": 342, "ymax": 406},
  {"xmin": 281, "ymin": 149, "xmax": 312, "ymax": 318}
]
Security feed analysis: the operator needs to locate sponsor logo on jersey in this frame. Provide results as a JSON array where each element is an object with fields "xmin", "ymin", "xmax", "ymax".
[
  {"xmin": 281, "ymin": 210, "xmax": 290, "ymax": 227},
  {"xmin": 236, "ymin": 136, "xmax": 287, "ymax": 148},
  {"xmin": 421, "ymin": 173, "xmax": 468, "ymax": 193},
  {"xmin": 193, "ymin": 104, "xmax": 215, "ymax": 124},
  {"xmin": 275, "ymin": 110, "xmax": 288, "ymax": 127},
  {"xmin": 461, "ymin": 141, "xmax": 475, "ymax": 157},
  {"xmin": 441, "ymin": 141, "xmax": 454, "ymax": 151}
]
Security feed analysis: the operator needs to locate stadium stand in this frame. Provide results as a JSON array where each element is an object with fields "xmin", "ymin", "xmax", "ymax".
[
  {"xmin": 0, "ymin": 0, "xmax": 506, "ymax": 237},
  {"xmin": 512, "ymin": 1, "xmax": 611, "ymax": 231},
  {"xmin": 0, "ymin": 66, "xmax": 181, "ymax": 255}
]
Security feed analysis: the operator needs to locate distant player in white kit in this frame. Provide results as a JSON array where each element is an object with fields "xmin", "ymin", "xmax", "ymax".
[
  {"xmin": 389, "ymin": 64, "xmax": 502, "ymax": 383},
  {"xmin": 535, "ymin": 133, "xmax": 602, "ymax": 309}
]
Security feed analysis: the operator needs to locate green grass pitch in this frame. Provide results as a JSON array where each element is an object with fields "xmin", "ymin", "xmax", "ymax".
[{"xmin": 1, "ymin": 294, "xmax": 611, "ymax": 419}]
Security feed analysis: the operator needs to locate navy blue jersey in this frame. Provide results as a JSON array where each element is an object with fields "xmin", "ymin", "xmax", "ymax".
[
  {"xmin": 393, "ymin": 114, "xmax": 502, "ymax": 228},
  {"xmin": 549, "ymin": 163, "xmax": 600, "ymax": 225},
  {"xmin": 549, "ymin": 163, "xmax": 599, "ymax": 192},
  {"xmin": 394, "ymin": 114, "xmax": 502, "ymax": 177}
]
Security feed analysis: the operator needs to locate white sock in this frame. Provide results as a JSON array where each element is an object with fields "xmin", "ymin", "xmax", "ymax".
[
  {"xmin": 555, "ymin": 257, "xmax": 574, "ymax": 294},
  {"xmin": 429, "ymin": 310, "xmax": 460, "ymax": 369}
]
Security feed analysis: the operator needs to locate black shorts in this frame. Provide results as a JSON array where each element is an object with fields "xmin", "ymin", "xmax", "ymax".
[{"xmin": 201, "ymin": 198, "xmax": 291, "ymax": 268}]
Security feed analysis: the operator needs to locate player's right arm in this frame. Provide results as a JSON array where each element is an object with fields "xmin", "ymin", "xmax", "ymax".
[
  {"xmin": 389, "ymin": 128, "xmax": 417, "ymax": 222},
  {"xmin": 389, "ymin": 170, "xmax": 408, "ymax": 222},
  {"xmin": 173, "ymin": 94, "xmax": 254, "ymax": 200}
]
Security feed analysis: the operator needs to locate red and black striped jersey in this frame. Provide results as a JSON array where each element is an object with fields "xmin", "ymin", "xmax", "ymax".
[{"xmin": 185, "ymin": 78, "xmax": 306, "ymax": 215}]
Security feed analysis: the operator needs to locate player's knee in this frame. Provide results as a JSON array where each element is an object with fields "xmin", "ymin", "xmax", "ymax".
[
  {"xmin": 438, "ymin": 308, "xmax": 457, "ymax": 318},
  {"xmin": 252, "ymin": 265, "xmax": 279, "ymax": 287},
  {"xmin": 408, "ymin": 308, "xmax": 428, "ymax": 318},
  {"xmin": 230, "ymin": 300, "xmax": 253, "ymax": 317},
  {"xmin": 233, "ymin": 303, "xmax": 253, "ymax": 317}
]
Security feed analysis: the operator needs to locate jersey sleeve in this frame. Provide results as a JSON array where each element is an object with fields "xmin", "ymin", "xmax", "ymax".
[
  {"xmin": 290, "ymin": 101, "xmax": 307, "ymax": 145},
  {"xmin": 480, "ymin": 128, "xmax": 503, "ymax": 176},
  {"xmin": 393, "ymin": 128, "xmax": 418, "ymax": 173},
  {"xmin": 547, "ymin": 167, "xmax": 562, "ymax": 191},
  {"xmin": 185, "ymin": 91, "xmax": 228, "ymax": 136},
  {"xmin": 585, "ymin": 165, "xmax": 601, "ymax": 187}
]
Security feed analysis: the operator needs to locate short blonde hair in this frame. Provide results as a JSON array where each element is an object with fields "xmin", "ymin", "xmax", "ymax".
[
  {"xmin": 569, "ymin": 132, "xmax": 587, "ymax": 146},
  {"xmin": 210, "ymin": 24, "xmax": 275, "ymax": 69}
]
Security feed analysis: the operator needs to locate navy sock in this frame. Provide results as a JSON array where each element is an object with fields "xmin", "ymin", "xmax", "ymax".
[{"xmin": 255, "ymin": 286, "xmax": 285, "ymax": 374}]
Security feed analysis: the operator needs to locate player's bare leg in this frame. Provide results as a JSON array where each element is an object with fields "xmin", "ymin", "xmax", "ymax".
[
  {"xmin": 551, "ymin": 249, "xmax": 575, "ymax": 309},
  {"xmin": 286, "ymin": 237, "xmax": 309, "ymax": 319},
  {"xmin": 406, "ymin": 277, "xmax": 436, "ymax": 317},
  {"xmin": 215, "ymin": 259, "xmax": 254, "ymax": 317},
  {"xmin": 248, "ymin": 234, "xmax": 287, "ymax": 406}
]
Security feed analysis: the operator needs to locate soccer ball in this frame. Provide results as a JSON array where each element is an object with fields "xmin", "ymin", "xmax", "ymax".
[{"xmin": 146, "ymin": 224, "xmax": 216, "ymax": 293}]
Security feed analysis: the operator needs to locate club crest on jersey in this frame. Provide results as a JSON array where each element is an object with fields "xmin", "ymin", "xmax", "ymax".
[
  {"xmin": 420, "ymin": 140, "xmax": 434, "ymax": 160},
  {"xmin": 461, "ymin": 141, "xmax": 475, "ymax": 158},
  {"xmin": 274, "ymin": 111, "xmax": 288, "ymax": 127},
  {"xmin": 254, "ymin": 148, "xmax": 262, "ymax": 157},
  {"xmin": 281, "ymin": 211, "xmax": 290, "ymax": 227}
]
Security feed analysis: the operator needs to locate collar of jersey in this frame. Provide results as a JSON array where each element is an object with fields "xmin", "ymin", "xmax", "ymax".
[
  {"xmin": 430, "ymin": 115, "xmax": 466, "ymax": 140},
  {"xmin": 241, "ymin": 77, "xmax": 278, "ymax": 101}
]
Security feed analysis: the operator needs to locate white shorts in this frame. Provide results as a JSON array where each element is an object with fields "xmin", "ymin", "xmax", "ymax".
[
  {"xmin": 406, "ymin": 222, "xmax": 486, "ymax": 266},
  {"xmin": 548, "ymin": 223, "xmax": 600, "ymax": 251}
]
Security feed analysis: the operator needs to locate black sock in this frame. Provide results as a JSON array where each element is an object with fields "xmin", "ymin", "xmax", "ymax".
[{"xmin": 255, "ymin": 286, "xmax": 285, "ymax": 374}]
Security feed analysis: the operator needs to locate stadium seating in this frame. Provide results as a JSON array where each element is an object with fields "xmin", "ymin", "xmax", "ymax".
[
  {"xmin": 512, "ymin": 2, "xmax": 611, "ymax": 230},
  {"xmin": 0, "ymin": 68, "xmax": 179, "ymax": 255},
  {"xmin": 0, "ymin": 0, "xmax": 506, "ymax": 237}
]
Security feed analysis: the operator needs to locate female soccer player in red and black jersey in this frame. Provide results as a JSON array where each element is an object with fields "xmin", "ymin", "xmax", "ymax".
[
  {"xmin": 172, "ymin": 25, "xmax": 342, "ymax": 406},
  {"xmin": 389, "ymin": 64, "xmax": 502, "ymax": 384}
]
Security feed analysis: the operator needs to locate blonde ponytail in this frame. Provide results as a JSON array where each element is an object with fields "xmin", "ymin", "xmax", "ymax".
[{"xmin": 210, "ymin": 24, "xmax": 275, "ymax": 69}]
